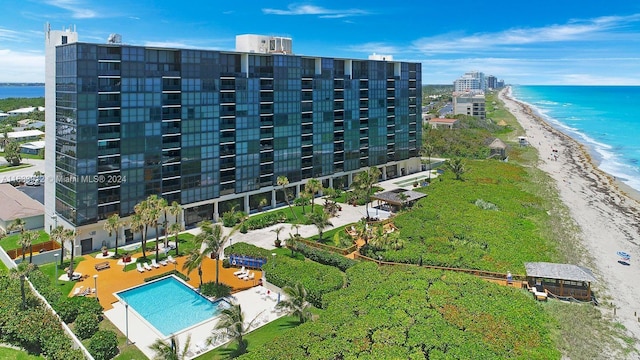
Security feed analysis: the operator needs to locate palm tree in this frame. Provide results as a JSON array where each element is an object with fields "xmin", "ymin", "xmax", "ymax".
[
  {"xmin": 51, "ymin": 225, "xmax": 65, "ymax": 267},
  {"xmin": 271, "ymin": 226, "xmax": 284, "ymax": 245},
  {"xmin": 62, "ymin": 229, "xmax": 77, "ymax": 278},
  {"xmin": 422, "ymin": 143, "xmax": 434, "ymax": 182},
  {"xmin": 149, "ymin": 334, "xmax": 191, "ymax": 360},
  {"xmin": 277, "ymin": 175, "xmax": 297, "ymax": 220},
  {"xmin": 129, "ymin": 213, "xmax": 144, "ymax": 248},
  {"xmin": 290, "ymin": 223, "xmax": 301, "ymax": 236},
  {"xmin": 306, "ymin": 211, "xmax": 332, "ymax": 243},
  {"xmin": 167, "ymin": 201, "xmax": 182, "ymax": 248},
  {"xmin": 197, "ymin": 220, "xmax": 225, "ymax": 285},
  {"xmin": 305, "ymin": 178, "xmax": 323, "ymax": 211},
  {"xmin": 8, "ymin": 218, "xmax": 26, "ymax": 235},
  {"xmin": 285, "ymin": 232, "xmax": 298, "ymax": 256},
  {"xmin": 214, "ymin": 304, "xmax": 260, "ymax": 356},
  {"xmin": 369, "ymin": 225, "xmax": 404, "ymax": 251},
  {"xmin": 355, "ymin": 218, "xmax": 372, "ymax": 245},
  {"xmin": 169, "ymin": 222, "xmax": 183, "ymax": 256},
  {"xmin": 351, "ymin": 167, "xmax": 381, "ymax": 220},
  {"xmin": 103, "ymin": 214, "xmax": 122, "ymax": 256},
  {"xmin": 133, "ymin": 199, "xmax": 150, "ymax": 259},
  {"xmin": 20, "ymin": 230, "xmax": 38, "ymax": 263},
  {"xmin": 446, "ymin": 157, "xmax": 469, "ymax": 180},
  {"xmin": 276, "ymin": 282, "xmax": 312, "ymax": 323},
  {"xmin": 182, "ymin": 248, "xmax": 205, "ymax": 288}
]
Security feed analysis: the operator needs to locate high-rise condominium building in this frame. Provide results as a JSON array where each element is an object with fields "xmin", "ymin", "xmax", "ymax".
[{"xmin": 45, "ymin": 29, "xmax": 422, "ymax": 253}]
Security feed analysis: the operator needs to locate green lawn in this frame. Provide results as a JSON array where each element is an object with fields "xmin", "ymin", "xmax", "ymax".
[
  {"xmin": 247, "ymin": 203, "xmax": 323, "ymax": 226},
  {"xmin": 38, "ymin": 257, "xmax": 85, "ymax": 296},
  {"xmin": 0, "ymin": 230, "xmax": 50, "ymax": 251},
  {"xmin": 194, "ymin": 315, "xmax": 300, "ymax": 360},
  {"xmin": 0, "ymin": 347, "xmax": 45, "ymax": 359}
]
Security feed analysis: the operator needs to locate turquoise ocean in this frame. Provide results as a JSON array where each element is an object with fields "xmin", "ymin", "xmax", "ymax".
[{"xmin": 511, "ymin": 85, "xmax": 640, "ymax": 193}]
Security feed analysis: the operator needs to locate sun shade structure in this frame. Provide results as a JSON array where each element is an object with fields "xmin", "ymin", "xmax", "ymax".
[
  {"xmin": 524, "ymin": 262, "xmax": 596, "ymax": 300},
  {"xmin": 371, "ymin": 189, "xmax": 427, "ymax": 207}
]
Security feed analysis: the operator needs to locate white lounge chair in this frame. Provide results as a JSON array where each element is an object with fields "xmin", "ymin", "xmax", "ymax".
[
  {"xmin": 151, "ymin": 259, "xmax": 160, "ymax": 268},
  {"xmin": 143, "ymin": 262, "xmax": 153, "ymax": 271},
  {"xmin": 159, "ymin": 259, "xmax": 168, "ymax": 266},
  {"xmin": 73, "ymin": 286, "xmax": 83, "ymax": 296},
  {"xmin": 239, "ymin": 271, "xmax": 251, "ymax": 280},
  {"xmin": 137, "ymin": 263, "xmax": 145, "ymax": 272},
  {"xmin": 167, "ymin": 255, "xmax": 177, "ymax": 263},
  {"xmin": 244, "ymin": 272, "xmax": 255, "ymax": 281},
  {"xmin": 233, "ymin": 266, "xmax": 246, "ymax": 276}
]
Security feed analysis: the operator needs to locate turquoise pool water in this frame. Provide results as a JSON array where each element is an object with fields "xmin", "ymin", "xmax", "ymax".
[{"xmin": 117, "ymin": 276, "xmax": 229, "ymax": 336}]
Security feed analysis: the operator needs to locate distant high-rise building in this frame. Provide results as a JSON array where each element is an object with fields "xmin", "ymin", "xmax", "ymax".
[
  {"xmin": 453, "ymin": 71, "xmax": 485, "ymax": 92},
  {"xmin": 45, "ymin": 30, "xmax": 422, "ymax": 253},
  {"xmin": 486, "ymin": 75, "xmax": 497, "ymax": 90}
]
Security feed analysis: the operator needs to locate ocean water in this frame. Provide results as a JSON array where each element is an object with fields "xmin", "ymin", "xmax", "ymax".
[
  {"xmin": 0, "ymin": 85, "xmax": 45, "ymax": 99},
  {"xmin": 511, "ymin": 85, "xmax": 640, "ymax": 192}
]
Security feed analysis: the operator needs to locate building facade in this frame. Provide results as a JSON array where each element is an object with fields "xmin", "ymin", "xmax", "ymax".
[
  {"xmin": 45, "ymin": 34, "xmax": 422, "ymax": 252},
  {"xmin": 453, "ymin": 93, "xmax": 486, "ymax": 119}
]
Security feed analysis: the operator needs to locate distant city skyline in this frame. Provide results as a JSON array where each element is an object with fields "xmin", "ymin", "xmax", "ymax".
[{"xmin": 1, "ymin": 0, "xmax": 640, "ymax": 85}]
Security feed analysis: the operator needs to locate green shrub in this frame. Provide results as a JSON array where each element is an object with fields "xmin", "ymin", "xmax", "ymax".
[
  {"xmin": 54, "ymin": 297, "xmax": 102, "ymax": 323},
  {"xmin": 24, "ymin": 267, "xmax": 61, "ymax": 304},
  {"xmin": 41, "ymin": 333, "xmax": 85, "ymax": 360},
  {"xmin": 200, "ymin": 282, "xmax": 232, "ymax": 298},
  {"xmin": 74, "ymin": 313, "xmax": 99, "ymax": 339},
  {"xmin": 88, "ymin": 330, "xmax": 119, "ymax": 360},
  {"xmin": 222, "ymin": 258, "xmax": 230, "ymax": 268},
  {"xmin": 293, "ymin": 243, "xmax": 356, "ymax": 271}
]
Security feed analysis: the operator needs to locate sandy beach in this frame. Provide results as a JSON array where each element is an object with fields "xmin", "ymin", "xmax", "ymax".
[{"xmin": 500, "ymin": 87, "xmax": 640, "ymax": 354}]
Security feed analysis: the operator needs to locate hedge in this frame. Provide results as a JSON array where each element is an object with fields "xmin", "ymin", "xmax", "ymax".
[{"xmin": 292, "ymin": 242, "xmax": 357, "ymax": 271}]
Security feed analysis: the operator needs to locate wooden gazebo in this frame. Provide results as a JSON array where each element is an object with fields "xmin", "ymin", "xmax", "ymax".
[
  {"xmin": 524, "ymin": 262, "xmax": 596, "ymax": 301},
  {"xmin": 371, "ymin": 189, "xmax": 427, "ymax": 212}
]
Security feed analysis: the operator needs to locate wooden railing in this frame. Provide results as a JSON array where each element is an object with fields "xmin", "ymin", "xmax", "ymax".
[
  {"xmin": 353, "ymin": 253, "xmax": 527, "ymax": 282},
  {"xmin": 6, "ymin": 241, "xmax": 61, "ymax": 260},
  {"xmin": 295, "ymin": 238, "xmax": 358, "ymax": 256}
]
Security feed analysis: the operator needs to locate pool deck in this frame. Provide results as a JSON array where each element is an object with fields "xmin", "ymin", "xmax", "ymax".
[
  {"xmin": 69, "ymin": 252, "xmax": 262, "ymax": 310},
  {"xmin": 105, "ymin": 285, "xmax": 287, "ymax": 359}
]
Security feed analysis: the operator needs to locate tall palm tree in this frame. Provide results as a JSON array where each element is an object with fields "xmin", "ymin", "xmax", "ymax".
[
  {"xmin": 133, "ymin": 199, "xmax": 150, "ymax": 259},
  {"xmin": 351, "ymin": 167, "xmax": 381, "ymax": 220},
  {"xmin": 277, "ymin": 175, "xmax": 297, "ymax": 220},
  {"xmin": 167, "ymin": 201, "xmax": 183, "ymax": 254},
  {"xmin": 150, "ymin": 196, "xmax": 167, "ymax": 262},
  {"xmin": 182, "ymin": 248, "xmax": 205, "ymax": 288},
  {"xmin": 197, "ymin": 220, "xmax": 225, "ymax": 285},
  {"xmin": 285, "ymin": 232, "xmax": 298, "ymax": 256},
  {"xmin": 20, "ymin": 230, "xmax": 38, "ymax": 263},
  {"xmin": 161, "ymin": 199, "xmax": 171, "ymax": 248},
  {"xmin": 214, "ymin": 304, "xmax": 260, "ymax": 356},
  {"xmin": 51, "ymin": 225, "xmax": 65, "ymax": 267},
  {"xmin": 276, "ymin": 282, "xmax": 312, "ymax": 323},
  {"xmin": 62, "ymin": 229, "xmax": 77, "ymax": 278},
  {"xmin": 149, "ymin": 334, "xmax": 191, "ymax": 360},
  {"xmin": 422, "ymin": 143, "xmax": 434, "ymax": 182},
  {"xmin": 306, "ymin": 211, "xmax": 332, "ymax": 243},
  {"xmin": 169, "ymin": 222, "xmax": 183, "ymax": 256},
  {"xmin": 103, "ymin": 213, "xmax": 122, "ymax": 255},
  {"xmin": 305, "ymin": 178, "xmax": 323, "ymax": 211},
  {"xmin": 129, "ymin": 213, "xmax": 144, "ymax": 247}
]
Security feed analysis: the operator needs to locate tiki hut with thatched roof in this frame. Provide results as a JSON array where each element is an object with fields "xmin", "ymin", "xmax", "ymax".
[{"xmin": 488, "ymin": 138, "xmax": 507, "ymax": 160}]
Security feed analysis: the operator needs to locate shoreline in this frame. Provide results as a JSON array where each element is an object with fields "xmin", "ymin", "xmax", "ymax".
[{"xmin": 500, "ymin": 87, "xmax": 640, "ymax": 356}]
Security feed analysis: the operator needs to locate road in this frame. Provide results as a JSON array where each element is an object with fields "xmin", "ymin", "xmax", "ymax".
[{"xmin": 0, "ymin": 159, "xmax": 45, "ymax": 183}]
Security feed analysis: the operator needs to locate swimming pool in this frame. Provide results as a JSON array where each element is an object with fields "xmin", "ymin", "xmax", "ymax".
[{"xmin": 116, "ymin": 276, "xmax": 230, "ymax": 336}]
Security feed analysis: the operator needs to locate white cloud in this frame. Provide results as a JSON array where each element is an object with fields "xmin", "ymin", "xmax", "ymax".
[
  {"xmin": 263, "ymin": 4, "xmax": 368, "ymax": 18},
  {"xmin": 44, "ymin": 0, "xmax": 98, "ymax": 19},
  {"xmin": 0, "ymin": 27, "xmax": 23, "ymax": 42},
  {"xmin": 413, "ymin": 13, "xmax": 640, "ymax": 54},
  {"xmin": 0, "ymin": 49, "xmax": 44, "ymax": 82}
]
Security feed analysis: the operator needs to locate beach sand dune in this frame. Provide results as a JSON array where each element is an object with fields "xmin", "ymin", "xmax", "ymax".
[{"xmin": 500, "ymin": 87, "xmax": 640, "ymax": 355}]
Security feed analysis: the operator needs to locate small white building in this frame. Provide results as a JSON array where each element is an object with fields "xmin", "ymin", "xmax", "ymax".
[
  {"xmin": 7, "ymin": 107, "xmax": 38, "ymax": 116},
  {"xmin": 7, "ymin": 129, "xmax": 44, "ymax": 141}
]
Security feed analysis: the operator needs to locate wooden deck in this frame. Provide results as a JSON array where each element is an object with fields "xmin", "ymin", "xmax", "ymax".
[{"xmin": 70, "ymin": 253, "xmax": 261, "ymax": 310}]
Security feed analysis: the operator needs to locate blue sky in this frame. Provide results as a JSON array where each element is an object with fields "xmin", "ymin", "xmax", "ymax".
[{"xmin": 1, "ymin": 0, "xmax": 640, "ymax": 84}]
